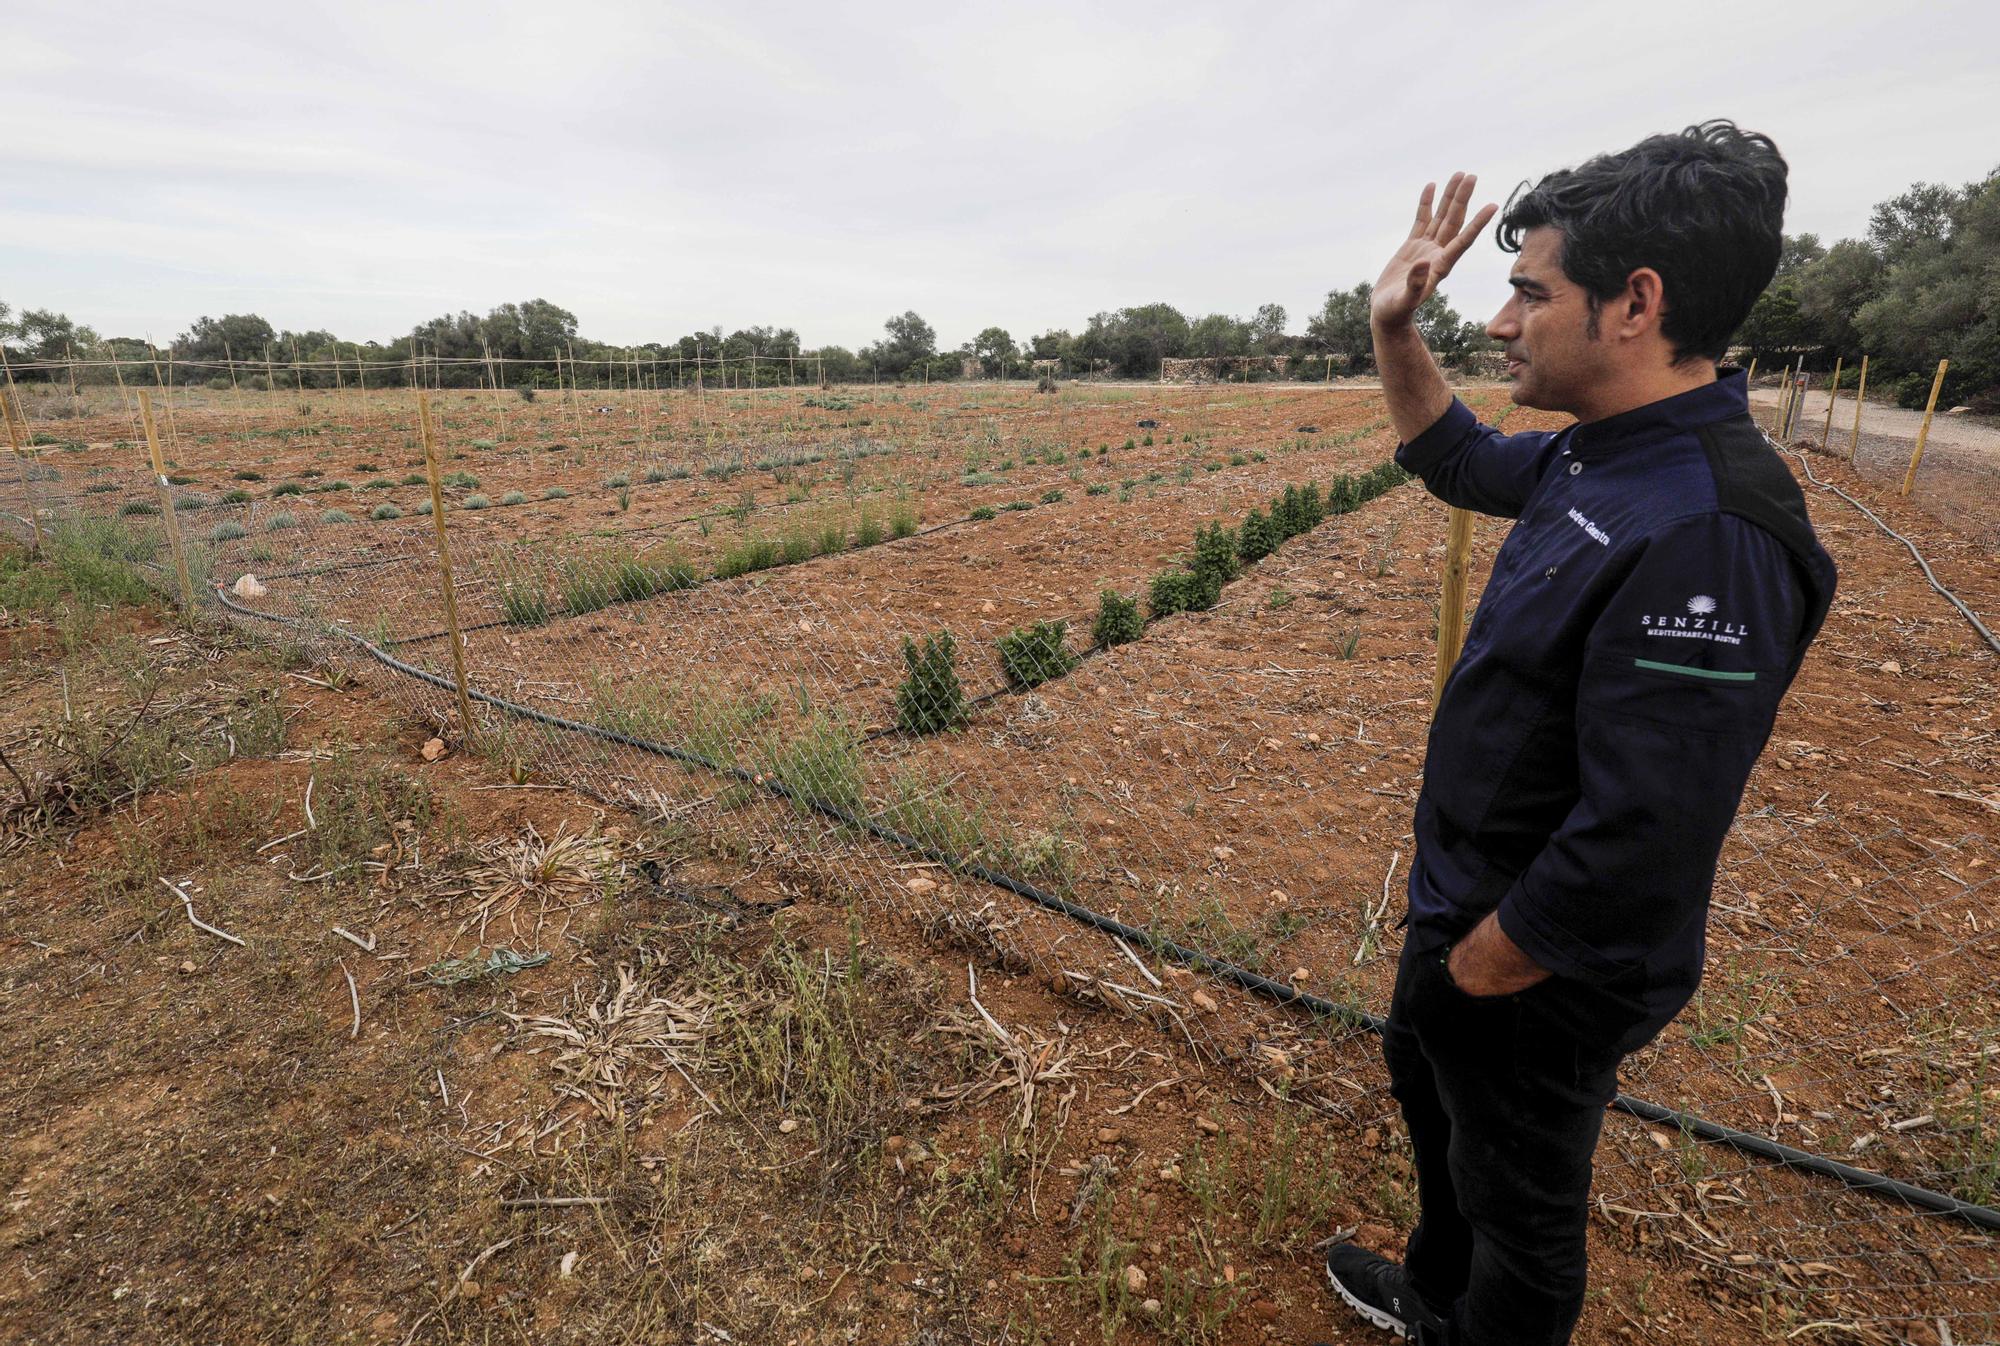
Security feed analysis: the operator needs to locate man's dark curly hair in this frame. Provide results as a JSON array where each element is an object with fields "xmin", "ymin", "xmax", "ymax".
[{"xmin": 1497, "ymin": 120, "xmax": 1788, "ymax": 364}]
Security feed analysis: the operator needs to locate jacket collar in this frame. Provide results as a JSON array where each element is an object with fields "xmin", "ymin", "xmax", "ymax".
[{"xmin": 1567, "ymin": 367, "xmax": 1748, "ymax": 458}]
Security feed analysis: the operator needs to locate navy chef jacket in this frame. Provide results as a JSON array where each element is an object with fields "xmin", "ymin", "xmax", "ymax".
[{"xmin": 1396, "ymin": 370, "xmax": 1836, "ymax": 1039}]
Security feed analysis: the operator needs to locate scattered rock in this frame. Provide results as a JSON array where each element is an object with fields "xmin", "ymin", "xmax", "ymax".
[
  {"xmin": 778, "ymin": 1118, "xmax": 800, "ymax": 1134},
  {"xmin": 1362, "ymin": 1127, "xmax": 1382, "ymax": 1148},
  {"xmin": 1140, "ymin": 1297, "xmax": 1162, "ymax": 1315},
  {"xmin": 1195, "ymin": 1115, "xmax": 1223, "ymax": 1135},
  {"xmin": 1291, "ymin": 966, "xmax": 1311, "ymax": 983},
  {"xmin": 559, "ymin": 1251, "xmax": 580, "ymax": 1278},
  {"xmin": 884, "ymin": 1135, "xmax": 907, "ymax": 1153},
  {"xmin": 1096, "ymin": 1127, "xmax": 1123, "ymax": 1145},
  {"xmin": 1190, "ymin": 990, "xmax": 1219, "ymax": 1013},
  {"xmin": 904, "ymin": 876, "xmax": 938, "ymax": 896},
  {"xmin": 231, "ymin": 573, "xmax": 267, "ymax": 599},
  {"xmin": 1249, "ymin": 1297, "xmax": 1279, "ymax": 1322},
  {"xmin": 456, "ymin": 1280, "xmax": 481, "ymax": 1300},
  {"xmin": 1879, "ymin": 660, "xmax": 1902, "ymax": 675},
  {"xmin": 1124, "ymin": 1264, "xmax": 1148, "ymax": 1295},
  {"xmin": 1211, "ymin": 845, "xmax": 1236, "ymax": 862},
  {"xmin": 420, "ymin": 737, "xmax": 447, "ymax": 762},
  {"xmin": 178, "ymin": 959, "xmax": 196, "ymax": 975}
]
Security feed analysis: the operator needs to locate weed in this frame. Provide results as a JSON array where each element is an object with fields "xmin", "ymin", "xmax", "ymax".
[
  {"xmin": 544, "ymin": 485, "xmax": 569, "ymax": 499},
  {"xmin": 209, "ymin": 520, "xmax": 247, "ymax": 542},
  {"xmin": 500, "ymin": 489, "xmax": 526, "ymax": 506},
  {"xmin": 266, "ymin": 512, "xmax": 297, "ymax": 532},
  {"xmin": 369, "ymin": 503, "xmax": 402, "ymax": 521},
  {"xmin": 463, "ymin": 493, "xmax": 492, "ymax": 510},
  {"xmin": 319, "ymin": 508, "xmax": 356, "ymax": 524}
]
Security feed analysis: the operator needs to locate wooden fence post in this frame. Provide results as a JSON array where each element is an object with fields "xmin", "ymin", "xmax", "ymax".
[
  {"xmin": 1900, "ymin": 359, "xmax": 1949, "ymax": 496},
  {"xmin": 1, "ymin": 389, "xmax": 45, "ymax": 553},
  {"xmin": 1848, "ymin": 355, "xmax": 1869, "ymax": 463},
  {"xmin": 1431, "ymin": 506, "xmax": 1476, "ymax": 710},
  {"xmin": 1820, "ymin": 357, "xmax": 1843, "ymax": 448},
  {"xmin": 139, "ymin": 391, "xmax": 196, "ymax": 613},
  {"xmin": 417, "ymin": 391, "xmax": 479, "ymax": 744}
]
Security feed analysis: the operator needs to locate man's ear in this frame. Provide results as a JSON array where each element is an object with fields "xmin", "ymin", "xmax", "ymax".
[{"xmin": 1618, "ymin": 267, "xmax": 1667, "ymax": 339}]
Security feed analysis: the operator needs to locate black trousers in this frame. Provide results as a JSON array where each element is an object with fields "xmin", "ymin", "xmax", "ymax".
[{"xmin": 1381, "ymin": 941, "xmax": 1642, "ymax": 1346}]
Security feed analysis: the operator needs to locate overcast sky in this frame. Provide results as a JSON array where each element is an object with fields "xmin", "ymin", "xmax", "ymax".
[{"xmin": 5, "ymin": 0, "xmax": 1997, "ymax": 353}]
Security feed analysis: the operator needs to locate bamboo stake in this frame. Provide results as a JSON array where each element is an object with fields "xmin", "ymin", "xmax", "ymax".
[
  {"xmin": 1, "ymin": 389, "xmax": 44, "ymax": 553},
  {"xmin": 1848, "ymin": 355, "xmax": 1869, "ymax": 463},
  {"xmin": 563, "ymin": 340, "xmax": 585, "ymax": 438},
  {"xmin": 147, "ymin": 344, "xmax": 182, "ymax": 451},
  {"xmin": 1431, "ymin": 507, "xmax": 1476, "ymax": 711},
  {"xmin": 1900, "ymin": 359, "xmax": 1949, "ymax": 496},
  {"xmin": 139, "ymin": 392, "xmax": 196, "ymax": 613},
  {"xmin": 417, "ymin": 391, "xmax": 478, "ymax": 743},
  {"xmin": 1819, "ymin": 357, "xmax": 1844, "ymax": 448},
  {"xmin": 1744, "ymin": 356, "xmax": 1756, "ymax": 392},
  {"xmin": 64, "ymin": 344, "xmax": 80, "ymax": 413}
]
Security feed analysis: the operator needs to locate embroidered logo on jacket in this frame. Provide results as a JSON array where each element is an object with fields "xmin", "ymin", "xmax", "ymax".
[{"xmin": 1642, "ymin": 595, "xmax": 1747, "ymax": 645}]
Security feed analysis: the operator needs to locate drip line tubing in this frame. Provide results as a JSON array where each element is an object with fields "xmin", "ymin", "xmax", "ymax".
[
  {"xmin": 211, "ymin": 581, "xmax": 2000, "ymax": 1234},
  {"xmin": 1791, "ymin": 449, "xmax": 1998, "ymax": 655}
]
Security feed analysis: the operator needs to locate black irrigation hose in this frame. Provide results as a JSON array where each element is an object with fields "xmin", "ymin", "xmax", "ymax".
[
  {"xmin": 1790, "ymin": 448, "xmax": 2000, "ymax": 656},
  {"xmin": 210, "ymin": 582, "xmax": 2000, "ymax": 1235}
]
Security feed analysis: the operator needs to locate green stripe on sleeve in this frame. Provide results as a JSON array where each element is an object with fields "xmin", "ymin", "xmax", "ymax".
[{"xmin": 1633, "ymin": 657, "xmax": 1757, "ymax": 683}]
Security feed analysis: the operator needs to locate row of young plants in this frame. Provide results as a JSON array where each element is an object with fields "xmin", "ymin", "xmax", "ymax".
[
  {"xmin": 891, "ymin": 458, "xmax": 1413, "ymax": 735},
  {"xmin": 491, "ymin": 502, "xmax": 924, "ymax": 627}
]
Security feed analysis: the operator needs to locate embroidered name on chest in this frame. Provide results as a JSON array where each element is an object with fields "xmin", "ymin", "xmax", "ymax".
[{"xmin": 1565, "ymin": 507, "xmax": 1611, "ymax": 546}]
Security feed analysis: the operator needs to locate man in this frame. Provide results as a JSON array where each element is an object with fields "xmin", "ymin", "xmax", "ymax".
[{"xmin": 1322, "ymin": 123, "xmax": 1838, "ymax": 1344}]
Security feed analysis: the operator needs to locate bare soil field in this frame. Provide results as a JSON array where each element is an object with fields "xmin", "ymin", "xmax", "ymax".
[{"xmin": 1, "ymin": 381, "xmax": 1995, "ymax": 1344}]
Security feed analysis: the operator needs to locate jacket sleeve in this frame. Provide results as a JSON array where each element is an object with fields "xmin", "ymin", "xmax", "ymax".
[
  {"xmin": 1395, "ymin": 398, "xmax": 1564, "ymax": 520},
  {"xmin": 1493, "ymin": 514, "xmax": 1811, "ymax": 983}
]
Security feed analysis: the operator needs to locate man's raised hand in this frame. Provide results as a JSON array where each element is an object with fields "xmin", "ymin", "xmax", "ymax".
[{"xmin": 1372, "ymin": 173, "xmax": 1498, "ymax": 332}]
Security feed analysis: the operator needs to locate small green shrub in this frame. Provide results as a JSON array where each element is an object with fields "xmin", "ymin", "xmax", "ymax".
[
  {"xmin": 853, "ymin": 515, "xmax": 886, "ymax": 548},
  {"xmin": 889, "ymin": 505, "xmax": 919, "ymax": 538},
  {"xmin": 969, "ymin": 505, "xmax": 997, "ymax": 521},
  {"xmin": 166, "ymin": 473, "xmax": 196, "ymax": 486},
  {"xmin": 544, "ymin": 486, "xmax": 569, "ymax": 499},
  {"xmin": 1238, "ymin": 508, "xmax": 1277, "ymax": 563},
  {"xmin": 401, "ymin": 472, "xmax": 427, "ymax": 486},
  {"xmin": 319, "ymin": 479, "xmax": 353, "ymax": 493},
  {"xmin": 219, "ymin": 489, "xmax": 252, "ymax": 505},
  {"xmin": 559, "ymin": 559, "xmax": 613, "ymax": 614},
  {"xmin": 996, "ymin": 619, "xmax": 1078, "ymax": 689},
  {"xmin": 209, "ymin": 520, "xmax": 247, "ymax": 542},
  {"xmin": 320, "ymin": 508, "xmax": 356, "ymax": 524},
  {"xmin": 1149, "ymin": 567, "xmax": 1217, "ymax": 620},
  {"xmin": 364, "ymin": 478, "xmax": 395, "ymax": 491},
  {"xmin": 371, "ymin": 503, "xmax": 403, "ymax": 521},
  {"xmin": 1039, "ymin": 488, "xmax": 1065, "ymax": 504},
  {"xmin": 233, "ymin": 470, "xmax": 264, "ymax": 482},
  {"xmin": 603, "ymin": 472, "xmax": 631, "ymax": 489},
  {"xmin": 442, "ymin": 470, "xmax": 479, "ymax": 490},
  {"xmin": 1192, "ymin": 521, "xmax": 1240, "ymax": 590},
  {"xmin": 413, "ymin": 500, "xmax": 433, "ymax": 515},
  {"xmin": 1122, "ymin": 437, "xmax": 1136, "ymax": 451},
  {"xmin": 715, "ymin": 536, "xmax": 781, "ymax": 579},
  {"xmin": 895, "ymin": 631, "xmax": 966, "ymax": 735},
  {"xmin": 266, "ymin": 512, "xmax": 297, "ymax": 532},
  {"xmin": 1093, "ymin": 590, "xmax": 1144, "ymax": 647},
  {"xmin": 119, "ymin": 501, "xmax": 159, "ymax": 517},
  {"xmin": 500, "ymin": 581, "xmax": 550, "ymax": 626},
  {"xmin": 272, "ymin": 482, "xmax": 304, "ymax": 497},
  {"xmin": 470, "ymin": 438, "xmax": 496, "ymax": 451},
  {"xmin": 500, "ymin": 490, "xmax": 527, "ymax": 506},
  {"xmin": 1000, "ymin": 500, "xmax": 1033, "ymax": 512},
  {"xmin": 463, "ymin": 494, "xmax": 492, "ymax": 510},
  {"xmin": 1085, "ymin": 482, "xmax": 1110, "ymax": 496}
]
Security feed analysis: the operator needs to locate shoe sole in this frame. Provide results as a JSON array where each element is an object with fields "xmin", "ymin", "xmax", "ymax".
[{"xmin": 1325, "ymin": 1262, "xmax": 1411, "ymax": 1339}]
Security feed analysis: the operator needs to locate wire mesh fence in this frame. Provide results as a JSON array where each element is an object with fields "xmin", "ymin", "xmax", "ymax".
[{"xmin": 3, "ymin": 372, "xmax": 1995, "ymax": 1340}]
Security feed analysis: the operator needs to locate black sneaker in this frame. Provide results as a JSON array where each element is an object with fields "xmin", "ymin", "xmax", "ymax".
[{"xmin": 1324, "ymin": 1244, "xmax": 1446, "ymax": 1340}]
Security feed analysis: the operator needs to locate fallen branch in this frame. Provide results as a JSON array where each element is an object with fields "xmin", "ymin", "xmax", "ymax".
[
  {"xmin": 498, "ymin": 1194, "xmax": 609, "ymax": 1209},
  {"xmin": 161, "ymin": 877, "xmax": 245, "ymax": 947},
  {"xmin": 342, "ymin": 960, "xmax": 361, "ymax": 1038}
]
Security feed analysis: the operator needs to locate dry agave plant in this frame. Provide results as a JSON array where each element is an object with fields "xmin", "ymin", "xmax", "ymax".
[
  {"xmin": 458, "ymin": 821, "xmax": 620, "ymax": 936},
  {"xmin": 509, "ymin": 964, "xmax": 718, "ymax": 1122}
]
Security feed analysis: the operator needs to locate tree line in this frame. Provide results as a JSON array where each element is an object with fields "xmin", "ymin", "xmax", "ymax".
[
  {"xmin": 1734, "ymin": 167, "xmax": 1999, "ymax": 408},
  {"xmin": 0, "ymin": 286, "xmax": 1492, "ymax": 393},
  {"xmin": 6, "ymin": 162, "xmax": 1992, "ymax": 402}
]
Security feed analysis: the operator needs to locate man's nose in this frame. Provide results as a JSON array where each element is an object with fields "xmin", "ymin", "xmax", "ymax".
[{"xmin": 1486, "ymin": 308, "xmax": 1519, "ymax": 342}]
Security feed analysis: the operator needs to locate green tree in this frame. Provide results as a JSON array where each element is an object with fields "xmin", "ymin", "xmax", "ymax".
[
  {"xmin": 1306, "ymin": 284, "xmax": 1374, "ymax": 369},
  {"xmin": 973, "ymin": 326, "xmax": 1017, "ymax": 376}
]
